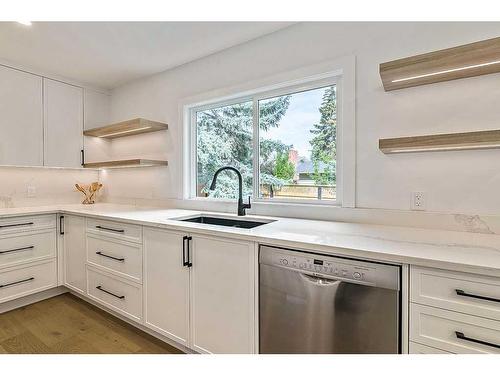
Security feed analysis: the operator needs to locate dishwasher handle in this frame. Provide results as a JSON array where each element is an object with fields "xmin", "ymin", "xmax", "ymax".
[{"xmin": 300, "ymin": 273, "xmax": 341, "ymax": 285}]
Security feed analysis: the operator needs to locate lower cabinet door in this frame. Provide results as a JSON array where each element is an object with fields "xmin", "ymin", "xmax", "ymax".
[
  {"xmin": 190, "ymin": 235, "xmax": 255, "ymax": 354},
  {"xmin": 410, "ymin": 303, "xmax": 500, "ymax": 354},
  {"xmin": 0, "ymin": 259, "xmax": 57, "ymax": 303},
  {"xmin": 144, "ymin": 228, "xmax": 190, "ymax": 346},
  {"xmin": 63, "ymin": 215, "xmax": 87, "ymax": 294},
  {"xmin": 87, "ymin": 266, "xmax": 142, "ymax": 322}
]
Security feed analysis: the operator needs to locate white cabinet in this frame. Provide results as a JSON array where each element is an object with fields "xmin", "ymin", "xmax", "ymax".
[
  {"xmin": 63, "ymin": 215, "xmax": 87, "ymax": 293},
  {"xmin": 0, "ymin": 65, "xmax": 43, "ymax": 166},
  {"xmin": 410, "ymin": 303, "xmax": 500, "ymax": 354},
  {"xmin": 43, "ymin": 79, "xmax": 83, "ymax": 167},
  {"xmin": 409, "ymin": 266, "xmax": 500, "ymax": 354},
  {"xmin": 144, "ymin": 228, "xmax": 190, "ymax": 346},
  {"xmin": 87, "ymin": 265, "xmax": 143, "ymax": 322},
  {"xmin": 143, "ymin": 229, "xmax": 256, "ymax": 353},
  {"xmin": 190, "ymin": 235, "xmax": 256, "ymax": 354}
]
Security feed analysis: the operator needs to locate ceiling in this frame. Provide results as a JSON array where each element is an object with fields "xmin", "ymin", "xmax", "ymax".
[{"xmin": 0, "ymin": 22, "xmax": 293, "ymax": 89}]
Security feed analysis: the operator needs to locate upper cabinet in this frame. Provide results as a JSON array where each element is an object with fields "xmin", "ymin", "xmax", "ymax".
[
  {"xmin": 0, "ymin": 64, "xmax": 110, "ymax": 168},
  {"xmin": 0, "ymin": 65, "xmax": 43, "ymax": 166},
  {"xmin": 43, "ymin": 79, "xmax": 84, "ymax": 168}
]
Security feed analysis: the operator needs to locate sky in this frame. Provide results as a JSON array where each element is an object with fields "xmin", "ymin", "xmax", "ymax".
[{"xmin": 261, "ymin": 86, "xmax": 329, "ymax": 158}]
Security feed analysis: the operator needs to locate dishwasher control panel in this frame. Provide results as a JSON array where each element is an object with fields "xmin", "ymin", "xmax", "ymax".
[
  {"xmin": 259, "ymin": 245, "xmax": 401, "ymax": 290},
  {"xmin": 272, "ymin": 252, "xmax": 374, "ymax": 283}
]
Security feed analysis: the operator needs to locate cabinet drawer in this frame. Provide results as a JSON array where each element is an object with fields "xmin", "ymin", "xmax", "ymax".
[
  {"xmin": 410, "ymin": 303, "xmax": 500, "ymax": 353},
  {"xmin": 0, "ymin": 230, "xmax": 56, "ymax": 269},
  {"xmin": 0, "ymin": 260, "xmax": 57, "ymax": 303},
  {"xmin": 87, "ymin": 267, "xmax": 142, "ymax": 321},
  {"xmin": 87, "ymin": 218, "xmax": 142, "ymax": 243},
  {"xmin": 87, "ymin": 234, "xmax": 142, "ymax": 282},
  {"xmin": 409, "ymin": 341, "xmax": 452, "ymax": 354},
  {"xmin": 411, "ymin": 266, "xmax": 500, "ymax": 321},
  {"xmin": 0, "ymin": 215, "xmax": 56, "ymax": 235}
]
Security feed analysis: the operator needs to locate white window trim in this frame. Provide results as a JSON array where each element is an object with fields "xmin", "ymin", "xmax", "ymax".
[{"xmin": 180, "ymin": 55, "xmax": 355, "ymax": 208}]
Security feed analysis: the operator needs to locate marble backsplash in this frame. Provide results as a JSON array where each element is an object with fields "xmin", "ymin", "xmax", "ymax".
[
  {"xmin": 0, "ymin": 166, "xmax": 100, "ymax": 208},
  {"xmin": 1, "ymin": 165, "xmax": 499, "ymax": 236}
]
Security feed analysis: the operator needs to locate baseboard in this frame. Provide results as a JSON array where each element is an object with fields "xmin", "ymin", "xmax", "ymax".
[
  {"xmin": 0, "ymin": 286, "xmax": 68, "ymax": 314},
  {"xmin": 69, "ymin": 291, "xmax": 194, "ymax": 354}
]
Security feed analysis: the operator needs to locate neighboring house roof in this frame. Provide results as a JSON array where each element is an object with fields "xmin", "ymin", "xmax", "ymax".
[{"xmin": 296, "ymin": 158, "xmax": 331, "ymax": 174}]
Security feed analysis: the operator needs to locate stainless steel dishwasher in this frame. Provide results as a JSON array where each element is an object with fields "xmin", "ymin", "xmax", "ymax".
[{"xmin": 259, "ymin": 245, "xmax": 401, "ymax": 354}]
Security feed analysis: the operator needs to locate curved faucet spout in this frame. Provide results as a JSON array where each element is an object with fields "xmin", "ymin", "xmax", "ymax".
[{"xmin": 209, "ymin": 166, "xmax": 251, "ymax": 216}]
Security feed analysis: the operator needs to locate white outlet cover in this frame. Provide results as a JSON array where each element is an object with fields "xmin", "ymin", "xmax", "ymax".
[{"xmin": 411, "ymin": 191, "xmax": 425, "ymax": 210}]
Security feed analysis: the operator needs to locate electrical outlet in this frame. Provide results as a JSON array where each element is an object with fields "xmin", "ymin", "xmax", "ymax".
[
  {"xmin": 411, "ymin": 191, "xmax": 425, "ymax": 210},
  {"xmin": 27, "ymin": 185, "xmax": 36, "ymax": 198}
]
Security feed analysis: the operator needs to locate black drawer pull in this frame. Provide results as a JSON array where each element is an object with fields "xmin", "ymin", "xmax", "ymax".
[
  {"xmin": 60, "ymin": 216, "xmax": 65, "ymax": 235},
  {"xmin": 95, "ymin": 225, "xmax": 125, "ymax": 233},
  {"xmin": 0, "ymin": 277, "xmax": 35, "ymax": 288},
  {"xmin": 0, "ymin": 222, "xmax": 34, "ymax": 229},
  {"xmin": 96, "ymin": 251, "xmax": 125, "ymax": 262},
  {"xmin": 455, "ymin": 331, "xmax": 500, "ymax": 349},
  {"xmin": 0, "ymin": 246, "xmax": 34, "ymax": 255},
  {"xmin": 96, "ymin": 285, "xmax": 125, "ymax": 300},
  {"xmin": 455, "ymin": 289, "xmax": 500, "ymax": 304},
  {"xmin": 182, "ymin": 236, "xmax": 192, "ymax": 267}
]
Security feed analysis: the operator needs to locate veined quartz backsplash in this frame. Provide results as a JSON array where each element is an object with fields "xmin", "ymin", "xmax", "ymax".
[{"xmin": 0, "ymin": 166, "xmax": 100, "ymax": 208}]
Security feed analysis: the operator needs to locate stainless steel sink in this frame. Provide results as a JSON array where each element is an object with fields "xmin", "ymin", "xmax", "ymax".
[{"xmin": 177, "ymin": 215, "xmax": 273, "ymax": 229}]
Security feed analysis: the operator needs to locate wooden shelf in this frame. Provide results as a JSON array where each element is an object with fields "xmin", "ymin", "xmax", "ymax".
[
  {"xmin": 83, "ymin": 118, "xmax": 168, "ymax": 139},
  {"xmin": 379, "ymin": 129, "xmax": 500, "ymax": 154},
  {"xmin": 380, "ymin": 37, "xmax": 500, "ymax": 91},
  {"xmin": 83, "ymin": 159, "xmax": 168, "ymax": 169}
]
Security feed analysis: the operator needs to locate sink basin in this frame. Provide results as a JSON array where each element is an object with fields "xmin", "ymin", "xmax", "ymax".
[{"xmin": 177, "ymin": 215, "xmax": 273, "ymax": 229}]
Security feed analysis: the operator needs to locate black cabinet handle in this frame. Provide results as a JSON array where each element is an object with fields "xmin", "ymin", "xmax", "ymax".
[
  {"xmin": 0, "ymin": 222, "xmax": 34, "ymax": 229},
  {"xmin": 456, "ymin": 289, "xmax": 500, "ymax": 304},
  {"xmin": 182, "ymin": 236, "xmax": 189, "ymax": 267},
  {"xmin": 81, "ymin": 149, "xmax": 85, "ymax": 166},
  {"xmin": 0, "ymin": 246, "xmax": 34, "ymax": 255},
  {"xmin": 0, "ymin": 277, "xmax": 35, "ymax": 288},
  {"xmin": 60, "ymin": 216, "xmax": 65, "ymax": 235},
  {"xmin": 96, "ymin": 251, "xmax": 125, "ymax": 262},
  {"xmin": 187, "ymin": 236, "xmax": 192, "ymax": 267},
  {"xmin": 455, "ymin": 331, "xmax": 500, "ymax": 349},
  {"xmin": 95, "ymin": 225, "xmax": 125, "ymax": 233},
  {"xmin": 182, "ymin": 236, "xmax": 192, "ymax": 267},
  {"xmin": 96, "ymin": 285, "xmax": 125, "ymax": 300}
]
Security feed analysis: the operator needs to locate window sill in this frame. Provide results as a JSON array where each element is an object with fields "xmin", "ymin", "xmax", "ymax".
[{"xmin": 185, "ymin": 196, "xmax": 340, "ymax": 207}]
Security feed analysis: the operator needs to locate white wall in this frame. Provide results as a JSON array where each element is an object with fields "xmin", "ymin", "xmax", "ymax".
[
  {"xmin": 0, "ymin": 166, "xmax": 99, "ymax": 208},
  {"xmin": 105, "ymin": 22, "xmax": 500, "ymax": 216}
]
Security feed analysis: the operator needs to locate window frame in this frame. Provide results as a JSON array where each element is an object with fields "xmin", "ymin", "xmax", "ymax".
[
  {"xmin": 253, "ymin": 77, "xmax": 341, "ymax": 205},
  {"xmin": 181, "ymin": 57, "xmax": 355, "ymax": 208}
]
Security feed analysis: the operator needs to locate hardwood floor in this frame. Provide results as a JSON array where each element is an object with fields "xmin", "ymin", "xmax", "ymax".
[{"xmin": 0, "ymin": 293, "xmax": 184, "ymax": 354}]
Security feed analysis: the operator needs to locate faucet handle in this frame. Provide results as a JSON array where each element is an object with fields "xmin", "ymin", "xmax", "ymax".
[{"xmin": 244, "ymin": 196, "xmax": 252, "ymax": 209}]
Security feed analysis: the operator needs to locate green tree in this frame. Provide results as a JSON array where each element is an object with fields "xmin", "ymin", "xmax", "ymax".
[
  {"xmin": 310, "ymin": 86, "xmax": 337, "ymax": 185},
  {"xmin": 196, "ymin": 96, "xmax": 291, "ymax": 199},
  {"xmin": 274, "ymin": 152, "xmax": 295, "ymax": 181}
]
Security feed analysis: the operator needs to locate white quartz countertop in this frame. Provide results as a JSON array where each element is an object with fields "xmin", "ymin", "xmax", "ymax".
[{"xmin": 1, "ymin": 203, "xmax": 500, "ymax": 276}]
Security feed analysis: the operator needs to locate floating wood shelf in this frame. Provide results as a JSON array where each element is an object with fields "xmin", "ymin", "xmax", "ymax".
[
  {"xmin": 380, "ymin": 37, "xmax": 500, "ymax": 91},
  {"xmin": 379, "ymin": 129, "xmax": 500, "ymax": 154},
  {"xmin": 83, "ymin": 159, "xmax": 168, "ymax": 169},
  {"xmin": 83, "ymin": 118, "xmax": 168, "ymax": 139}
]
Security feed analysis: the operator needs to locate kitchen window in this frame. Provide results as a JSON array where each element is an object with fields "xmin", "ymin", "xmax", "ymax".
[{"xmin": 185, "ymin": 68, "xmax": 353, "ymax": 206}]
